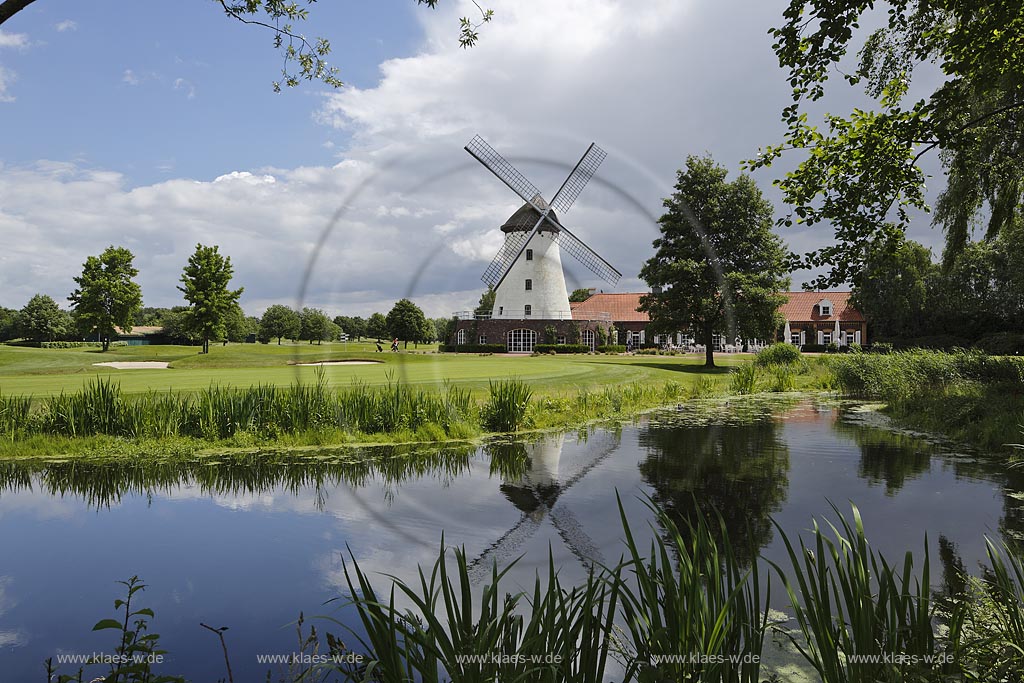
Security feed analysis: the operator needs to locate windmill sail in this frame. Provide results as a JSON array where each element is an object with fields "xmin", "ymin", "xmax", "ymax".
[
  {"xmin": 481, "ymin": 228, "xmax": 533, "ymax": 288},
  {"xmin": 550, "ymin": 143, "xmax": 607, "ymax": 214},
  {"xmin": 465, "ymin": 135, "xmax": 545, "ymax": 211}
]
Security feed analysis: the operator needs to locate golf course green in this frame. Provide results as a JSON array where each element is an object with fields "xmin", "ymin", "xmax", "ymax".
[{"xmin": 0, "ymin": 342, "xmax": 746, "ymax": 398}]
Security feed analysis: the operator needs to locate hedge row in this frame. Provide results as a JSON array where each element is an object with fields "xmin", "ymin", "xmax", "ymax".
[
  {"xmin": 534, "ymin": 344, "xmax": 591, "ymax": 354},
  {"xmin": 5, "ymin": 340, "xmax": 128, "ymax": 349},
  {"xmin": 596, "ymin": 345, "xmax": 627, "ymax": 353},
  {"xmin": 441, "ymin": 344, "xmax": 507, "ymax": 353}
]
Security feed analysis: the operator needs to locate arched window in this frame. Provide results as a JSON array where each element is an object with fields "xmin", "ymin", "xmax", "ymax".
[
  {"xmin": 526, "ymin": 249, "xmax": 533, "ymax": 261},
  {"xmin": 525, "ymin": 279, "xmax": 532, "ymax": 291},
  {"xmin": 456, "ymin": 328, "xmax": 466, "ymax": 345},
  {"xmin": 507, "ymin": 329, "xmax": 537, "ymax": 353},
  {"xmin": 581, "ymin": 329, "xmax": 595, "ymax": 351}
]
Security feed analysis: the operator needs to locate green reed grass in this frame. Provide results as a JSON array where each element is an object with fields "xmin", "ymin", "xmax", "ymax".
[
  {"xmin": 482, "ymin": 379, "xmax": 533, "ymax": 432},
  {"xmin": 770, "ymin": 502, "xmax": 951, "ymax": 683},
  {"xmin": 613, "ymin": 495, "xmax": 767, "ymax": 683},
  {"xmin": 729, "ymin": 363, "xmax": 760, "ymax": 395}
]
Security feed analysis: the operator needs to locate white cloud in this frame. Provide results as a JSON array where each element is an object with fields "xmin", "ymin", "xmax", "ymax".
[
  {"xmin": 0, "ymin": 30, "xmax": 29, "ymax": 49},
  {"xmin": 173, "ymin": 77, "xmax": 196, "ymax": 99},
  {"xmin": 0, "ymin": 65, "xmax": 15, "ymax": 102},
  {"xmin": 122, "ymin": 69, "xmax": 140, "ymax": 85},
  {"xmin": 55, "ymin": 20, "xmax": 78, "ymax": 32}
]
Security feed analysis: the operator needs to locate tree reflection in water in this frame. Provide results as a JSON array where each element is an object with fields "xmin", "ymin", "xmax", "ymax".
[
  {"xmin": 833, "ymin": 412, "xmax": 1024, "ymax": 547},
  {"xmin": 0, "ymin": 443, "xmax": 481, "ymax": 512},
  {"xmin": 637, "ymin": 406, "xmax": 791, "ymax": 566}
]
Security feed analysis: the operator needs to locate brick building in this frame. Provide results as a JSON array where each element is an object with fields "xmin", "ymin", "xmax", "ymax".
[{"xmin": 450, "ymin": 290, "xmax": 866, "ymax": 352}]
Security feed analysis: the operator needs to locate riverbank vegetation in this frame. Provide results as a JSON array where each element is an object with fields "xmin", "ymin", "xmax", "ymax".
[
  {"xmin": 826, "ymin": 349, "xmax": 1024, "ymax": 454},
  {"xmin": 49, "ymin": 498, "xmax": 1024, "ymax": 683},
  {"xmin": 0, "ymin": 343, "xmax": 834, "ymax": 459}
]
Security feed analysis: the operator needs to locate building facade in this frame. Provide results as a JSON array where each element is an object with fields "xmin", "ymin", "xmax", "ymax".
[{"xmin": 450, "ymin": 290, "xmax": 866, "ymax": 352}]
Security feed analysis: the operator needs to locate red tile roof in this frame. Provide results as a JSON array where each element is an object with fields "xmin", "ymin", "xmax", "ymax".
[
  {"xmin": 571, "ymin": 293, "xmax": 649, "ymax": 321},
  {"xmin": 778, "ymin": 291, "xmax": 864, "ymax": 322},
  {"xmin": 571, "ymin": 291, "xmax": 864, "ymax": 323}
]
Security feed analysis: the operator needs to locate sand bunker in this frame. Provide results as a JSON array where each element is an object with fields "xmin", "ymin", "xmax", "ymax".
[
  {"xmin": 295, "ymin": 360, "xmax": 382, "ymax": 366},
  {"xmin": 94, "ymin": 361, "xmax": 170, "ymax": 370}
]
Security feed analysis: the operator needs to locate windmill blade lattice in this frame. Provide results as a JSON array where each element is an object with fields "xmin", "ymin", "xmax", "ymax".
[
  {"xmin": 543, "ymin": 221, "xmax": 622, "ymax": 286},
  {"xmin": 481, "ymin": 228, "xmax": 533, "ymax": 288},
  {"xmin": 465, "ymin": 135, "xmax": 546, "ymax": 211},
  {"xmin": 550, "ymin": 143, "xmax": 607, "ymax": 214}
]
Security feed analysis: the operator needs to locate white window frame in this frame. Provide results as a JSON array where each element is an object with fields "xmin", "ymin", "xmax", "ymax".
[
  {"xmin": 524, "ymin": 305, "xmax": 532, "ymax": 316},
  {"xmin": 581, "ymin": 329, "xmax": 595, "ymax": 351},
  {"xmin": 507, "ymin": 328, "xmax": 537, "ymax": 353},
  {"xmin": 456, "ymin": 328, "xmax": 466, "ymax": 345},
  {"xmin": 478, "ymin": 334, "xmax": 487, "ymax": 345},
  {"xmin": 525, "ymin": 279, "xmax": 532, "ymax": 291}
]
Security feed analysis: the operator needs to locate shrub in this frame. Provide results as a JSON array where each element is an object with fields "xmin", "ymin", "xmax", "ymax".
[
  {"xmin": 893, "ymin": 334, "xmax": 972, "ymax": 351},
  {"xmin": 800, "ymin": 343, "xmax": 826, "ymax": 353},
  {"xmin": 973, "ymin": 332, "xmax": 1024, "ymax": 356},
  {"xmin": 755, "ymin": 342, "xmax": 801, "ymax": 367},
  {"xmin": 533, "ymin": 344, "xmax": 590, "ymax": 354},
  {"xmin": 825, "ymin": 342, "xmax": 839, "ymax": 353},
  {"xmin": 441, "ymin": 343, "xmax": 506, "ymax": 353},
  {"xmin": 596, "ymin": 344, "xmax": 626, "ymax": 353},
  {"xmin": 871, "ymin": 342, "xmax": 894, "ymax": 354}
]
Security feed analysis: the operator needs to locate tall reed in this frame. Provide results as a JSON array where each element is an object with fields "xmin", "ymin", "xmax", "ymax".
[
  {"xmin": 482, "ymin": 379, "xmax": 533, "ymax": 432},
  {"xmin": 613, "ymin": 495, "xmax": 767, "ymax": 683}
]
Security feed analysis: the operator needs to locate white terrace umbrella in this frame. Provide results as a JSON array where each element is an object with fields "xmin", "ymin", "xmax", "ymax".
[
  {"xmin": 834, "ymin": 318, "xmax": 841, "ymax": 345},
  {"xmin": 784, "ymin": 320, "xmax": 791, "ymax": 343}
]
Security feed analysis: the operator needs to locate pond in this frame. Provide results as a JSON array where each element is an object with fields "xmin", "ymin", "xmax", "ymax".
[{"xmin": 1, "ymin": 398, "xmax": 1021, "ymax": 681}]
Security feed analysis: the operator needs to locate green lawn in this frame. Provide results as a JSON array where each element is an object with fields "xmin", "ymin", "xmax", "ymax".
[{"xmin": 0, "ymin": 342, "xmax": 748, "ymax": 398}]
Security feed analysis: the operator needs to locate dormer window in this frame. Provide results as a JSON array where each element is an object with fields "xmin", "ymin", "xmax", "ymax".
[
  {"xmin": 817, "ymin": 298, "xmax": 834, "ymax": 317},
  {"xmin": 526, "ymin": 249, "xmax": 533, "ymax": 261},
  {"xmin": 525, "ymin": 279, "xmax": 532, "ymax": 291}
]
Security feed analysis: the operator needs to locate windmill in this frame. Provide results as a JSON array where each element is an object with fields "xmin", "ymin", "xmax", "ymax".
[{"xmin": 465, "ymin": 136, "xmax": 621, "ymax": 323}]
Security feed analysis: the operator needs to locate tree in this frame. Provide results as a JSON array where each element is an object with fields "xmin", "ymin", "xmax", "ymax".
[
  {"xmin": 68, "ymin": 246, "xmax": 143, "ymax": 352},
  {"xmin": 750, "ymin": 1, "xmax": 1024, "ymax": 285},
  {"xmin": 851, "ymin": 238, "xmax": 936, "ymax": 340},
  {"xmin": 385, "ymin": 299, "xmax": 428, "ymax": 348},
  {"xmin": 334, "ymin": 315, "xmax": 367, "ymax": 340},
  {"xmin": 0, "ymin": 1, "xmax": 490, "ymax": 91},
  {"xmin": 569, "ymin": 288, "xmax": 593, "ymax": 303},
  {"xmin": 259, "ymin": 304, "xmax": 300, "ymax": 344},
  {"xmin": 474, "ymin": 286, "xmax": 496, "ymax": 316},
  {"xmin": 223, "ymin": 304, "xmax": 255, "ymax": 343},
  {"xmin": 0, "ymin": 307, "xmax": 18, "ymax": 341},
  {"xmin": 432, "ymin": 317, "xmax": 455, "ymax": 344},
  {"xmin": 639, "ymin": 155, "xmax": 790, "ymax": 368},
  {"xmin": 162, "ymin": 306, "xmax": 201, "ymax": 344},
  {"xmin": 18, "ymin": 294, "xmax": 66, "ymax": 342},
  {"xmin": 419, "ymin": 316, "xmax": 437, "ymax": 344},
  {"xmin": 299, "ymin": 307, "xmax": 332, "ymax": 344},
  {"xmin": 178, "ymin": 244, "xmax": 244, "ymax": 354},
  {"xmin": 366, "ymin": 312, "xmax": 388, "ymax": 340}
]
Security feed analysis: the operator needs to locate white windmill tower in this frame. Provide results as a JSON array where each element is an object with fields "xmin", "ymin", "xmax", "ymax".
[{"xmin": 464, "ymin": 136, "xmax": 622, "ymax": 327}]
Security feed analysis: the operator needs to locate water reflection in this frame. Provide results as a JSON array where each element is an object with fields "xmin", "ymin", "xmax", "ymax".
[
  {"xmin": 834, "ymin": 412, "xmax": 1024, "ymax": 544},
  {"xmin": 0, "ymin": 443, "xmax": 487, "ymax": 512},
  {"xmin": 637, "ymin": 402, "xmax": 791, "ymax": 564}
]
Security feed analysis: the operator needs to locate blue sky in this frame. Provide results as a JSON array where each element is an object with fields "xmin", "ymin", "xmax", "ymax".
[
  {"xmin": 0, "ymin": 0, "xmax": 948, "ymax": 317},
  {"xmin": 1, "ymin": 0, "xmax": 428, "ymax": 185}
]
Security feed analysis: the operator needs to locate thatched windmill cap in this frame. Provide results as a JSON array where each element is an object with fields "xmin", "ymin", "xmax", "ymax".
[{"xmin": 501, "ymin": 198, "xmax": 560, "ymax": 234}]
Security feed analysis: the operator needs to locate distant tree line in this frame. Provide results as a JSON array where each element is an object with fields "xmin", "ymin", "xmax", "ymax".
[
  {"xmin": 0, "ymin": 248, "xmax": 443, "ymax": 350},
  {"xmin": 852, "ymin": 219, "xmax": 1024, "ymax": 353}
]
